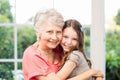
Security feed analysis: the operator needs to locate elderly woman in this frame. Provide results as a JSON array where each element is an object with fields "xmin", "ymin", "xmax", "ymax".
[{"xmin": 22, "ymin": 8, "xmax": 64, "ymax": 80}]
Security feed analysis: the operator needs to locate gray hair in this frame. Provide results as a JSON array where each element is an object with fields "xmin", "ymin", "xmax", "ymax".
[{"xmin": 34, "ymin": 8, "xmax": 64, "ymax": 33}]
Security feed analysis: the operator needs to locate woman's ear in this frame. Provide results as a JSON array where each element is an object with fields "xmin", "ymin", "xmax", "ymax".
[{"xmin": 36, "ymin": 32, "xmax": 40, "ymax": 41}]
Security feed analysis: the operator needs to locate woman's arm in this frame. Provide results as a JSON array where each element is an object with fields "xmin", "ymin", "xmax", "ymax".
[
  {"xmin": 35, "ymin": 72, "xmax": 61, "ymax": 80},
  {"xmin": 94, "ymin": 71, "xmax": 104, "ymax": 80},
  {"xmin": 35, "ymin": 64, "xmax": 103, "ymax": 80},
  {"xmin": 96, "ymin": 77, "xmax": 103, "ymax": 80},
  {"xmin": 67, "ymin": 69, "xmax": 103, "ymax": 80}
]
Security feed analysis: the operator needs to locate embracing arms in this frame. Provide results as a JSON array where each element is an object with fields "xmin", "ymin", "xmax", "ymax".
[
  {"xmin": 35, "ymin": 50, "xmax": 103, "ymax": 80},
  {"xmin": 35, "ymin": 62, "xmax": 103, "ymax": 80}
]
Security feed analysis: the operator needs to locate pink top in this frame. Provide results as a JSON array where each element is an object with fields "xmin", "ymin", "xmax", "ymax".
[{"xmin": 22, "ymin": 45, "xmax": 61, "ymax": 80}]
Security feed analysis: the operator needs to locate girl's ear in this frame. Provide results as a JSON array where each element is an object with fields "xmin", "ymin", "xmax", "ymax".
[{"xmin": 76, "ymin": 43, "xmax": 79, "ymax": 50}]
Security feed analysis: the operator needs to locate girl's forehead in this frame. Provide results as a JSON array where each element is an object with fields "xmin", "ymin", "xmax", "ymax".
[
  {"xmin": 63, "ymin": 27, "xmax": 76, "ymax": 33},
  {"xmin": 63, "ymin": 27, "xmax": 78, "ymax": 38}
]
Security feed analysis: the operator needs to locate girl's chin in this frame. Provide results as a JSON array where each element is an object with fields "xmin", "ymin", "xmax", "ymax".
[{"xmin": 63, "ymin": 49, "xmax": 71, "ymax": 53}]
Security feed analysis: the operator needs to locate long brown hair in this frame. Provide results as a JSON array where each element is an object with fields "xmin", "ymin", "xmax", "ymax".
[{"xmin": 60, "ymin": 19, "xmax": 91, "ymax": 68}]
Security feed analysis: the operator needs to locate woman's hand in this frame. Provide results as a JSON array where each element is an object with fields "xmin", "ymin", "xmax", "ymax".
[
  {"xmin": 96, "ymin": 76, "xmax": 103, "ymax": 80},
  {"xmin": 92, "ymin": 70, "xmax": 104, "ymax": 80}
]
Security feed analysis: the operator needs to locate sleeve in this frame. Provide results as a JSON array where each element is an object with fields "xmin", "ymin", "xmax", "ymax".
[
  {"xmin": 67, "ymin": 50, "xmax": 81, "ymax": 66},
  {"xmin": 22, "ymin": 49, "xmax": 49, "ymax": 79}
]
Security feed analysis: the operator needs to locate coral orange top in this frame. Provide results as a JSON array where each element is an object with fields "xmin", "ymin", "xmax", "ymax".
[{"xmin": 22, "ymin": 45, "xmax": 61, "ymax": 80}]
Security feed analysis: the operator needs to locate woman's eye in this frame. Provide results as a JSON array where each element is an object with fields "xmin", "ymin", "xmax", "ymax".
[
  {"xmin": 57, "ymin": 31, "xmax": 62, "ymax": 34},
  {"xmin": 63, "ymin": 36, "xmax": 68, "ymax": 38},
  {"xmin": 47, "ymin": 31, "xmax": 52, "ymax": 33}
]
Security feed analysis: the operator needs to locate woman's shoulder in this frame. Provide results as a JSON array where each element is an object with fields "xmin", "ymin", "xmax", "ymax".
[
  {"xmin": 23, "ymin": 44, "xmax": 39, "ymax": 57},
  {"xmin": 24, "ymin": 45, "xmax": 34, "ymax": 52}
]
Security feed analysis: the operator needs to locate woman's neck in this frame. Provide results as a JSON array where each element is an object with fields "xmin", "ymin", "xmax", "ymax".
[
  {"xmin": 34, "ymin": 41, "xmax": 57, "ymax": 63},
  {"xmin": 35, "ymin": 41, "xmax": 51, "ymax": 53}
]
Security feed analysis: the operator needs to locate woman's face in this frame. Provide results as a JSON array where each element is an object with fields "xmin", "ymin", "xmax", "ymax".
[
  {"xmin": 39, "ymin": 21, "xmax": 62, "ymax": 50},
  {"xmin": 61, "ymin": 27, "xmax": 78, "ymax": 53}
]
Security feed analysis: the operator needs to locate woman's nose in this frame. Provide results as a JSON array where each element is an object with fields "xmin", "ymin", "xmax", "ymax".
[{"xmin": 51, "ymin": 33, "xmax": 57, "ymax": 40}]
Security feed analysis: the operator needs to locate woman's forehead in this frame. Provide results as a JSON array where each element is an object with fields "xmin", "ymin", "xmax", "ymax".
[{"xmin": 42, "ymin": 22, "xmax": 62, "ymax": 31}]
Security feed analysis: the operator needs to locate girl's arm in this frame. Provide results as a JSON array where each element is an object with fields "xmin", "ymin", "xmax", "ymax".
[
  {"xmin": 57, "ymin": 50, "xmax": 81, "ymax": 80},
  {"xmin": 34, "ymin": 51, "xmax": 79, "ymax": 80},
  {"xmin": 34, "ymin": 49, "xmax": 78, "ymax": 80},
  {"xmin": 57, "ymin": 60, "xmax": 77, "ymax": 80}
]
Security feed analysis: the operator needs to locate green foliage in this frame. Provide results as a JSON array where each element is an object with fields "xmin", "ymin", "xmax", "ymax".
[
  {"xmin": 106, "ymin": 30, "xmax": 120, "ymax": 80},
  {"xmin": 106, "ymin": 53, "xmax": 120, "ymax": 80},
  {"xmin": 0, "ymin": 0, "xmax": 36, "ymax": 79},
  {"xmin": 0, "ymin": 0, "xmax": 13, "ymax": 22},
  {"xmin": 84, "ymin": 27, "xmax": 90, "ymax": 57},
  {"xmin": 0, "ymin": 63, "xmax": 14, "ymax": 80},
  {"xmin": 115, "ymin": 9, "xmax": 120, "ymax": 25},
  {"xmin": 0, "ymin": 27, "xmax": 14, "ymax": 58},
  {"xmin": 0, "ymin": 0, "xmax": 14, "ymax": 79},
  {"xmin": 106, "ymin": 30, "xmax": 120, "ymax": 56},
  {"xmin": 0, "ymin": 26, "xmax": 36, "ymax": 79},
  {"xmin": 84, "ymin": 27, "xmax": 120, "ymax": 79},
  {"xmin": 17, "ymin": 26, "xmax": 36, "ymax": 58}
]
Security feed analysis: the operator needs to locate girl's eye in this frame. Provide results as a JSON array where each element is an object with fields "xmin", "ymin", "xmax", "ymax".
[{"xmin": 73, "ymin": 38, "xmax": 77, "ymax": 40}]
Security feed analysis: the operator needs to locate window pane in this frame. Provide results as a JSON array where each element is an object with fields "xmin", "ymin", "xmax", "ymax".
[
  {"xmin": 17, "ymin": 26, "xmax": 36, "ymax": 59},
  {"xmin": 0, "ymin": 62, "xmax": 14, "ymax": 79},
  {"xmin": 83, "ymin": 25, "xmax": 90, "ymax": 57},
  {"xmin": 18, "ymin": 62, "xmax": 22, "ymax": 69},
  {"xmin": 15, "ymin": 0, "xmax": 53, "ymax": 24},
  {"xmin": 0, "ymin": 26, "xmax": 14, "ymax": 58},
  {"xmin": 54, "ymin": 0, "xmax": 91, "ymax": 25}
]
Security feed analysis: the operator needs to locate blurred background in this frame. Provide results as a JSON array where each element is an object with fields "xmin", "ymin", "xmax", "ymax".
[{"xmin": 0, "ymin": 0, "xmax": 120, "ymax": 80}]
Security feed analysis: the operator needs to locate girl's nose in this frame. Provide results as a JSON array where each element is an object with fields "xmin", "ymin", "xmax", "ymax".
[{"xmin": 67, "ymin": 39, "xmax": 72, "ymax": 45}]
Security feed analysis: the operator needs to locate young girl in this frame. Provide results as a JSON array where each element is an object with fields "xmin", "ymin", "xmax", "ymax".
[{"xmin": 56, "ymin": 19, "xmax": 103, "ymax": 80}]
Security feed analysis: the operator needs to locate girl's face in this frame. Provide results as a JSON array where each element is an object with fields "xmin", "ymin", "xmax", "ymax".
[
  {"xmin": 61, "ymin": 27, "xmax": 78, "ymax": 53},
  {"xmin": 38, "ymin": 21, "xmax": 62, "ymax": 50}
]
